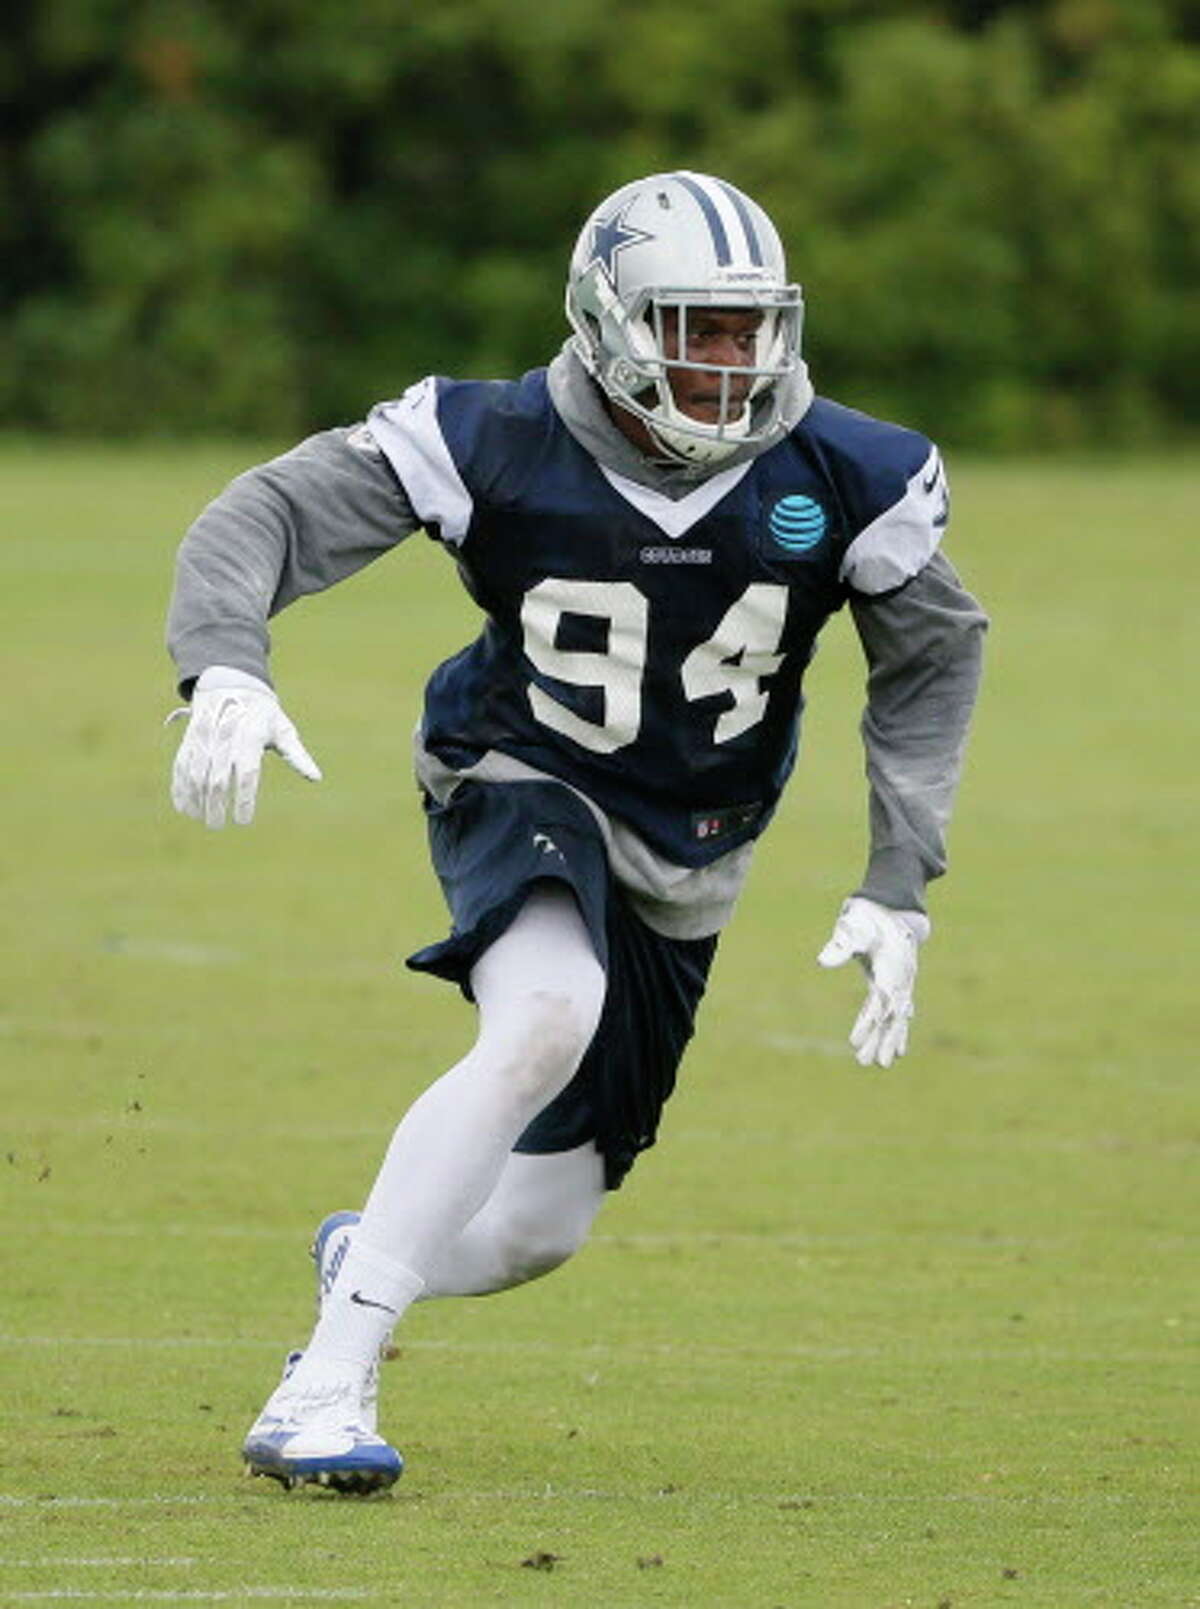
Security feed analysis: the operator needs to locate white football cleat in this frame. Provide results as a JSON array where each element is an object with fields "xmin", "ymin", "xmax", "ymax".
[
  {"xmin": 242, "ymin": 1370, "xmax": 401, "ymax": 1495},
  {"xmin": 243, "ymin": 1211, "xmax": 397, "ymax": 1492}
]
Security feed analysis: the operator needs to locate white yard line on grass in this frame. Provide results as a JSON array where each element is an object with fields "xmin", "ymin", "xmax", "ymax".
[
  {"xmin": 0, "ymin": 1488, "xmax": 1137, "ymax": 1510},
  {"xmin": 0, "ymin": 1333, "xmax": 1187, "ymax": 1365},
  {"xmin": 22, "ymin": 1217, "xmax": 1196, "ymax": 1250},
  {"xmin": 0, "ymin": 1498, "xmax": 219, "ymax": 1509},
  {"xmin": 0, "ymin": 1560, "xmax": 197, "ymax": 1568},
  {"xmin": 3, "ymin": 1593, "xmax": 378, "ymax": 1603},
  {"xmin": 0, "ymin": 1335, "xmax": 278, "ymax": 1349}
]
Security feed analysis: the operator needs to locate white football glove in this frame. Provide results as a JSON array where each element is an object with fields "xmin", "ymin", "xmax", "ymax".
[
  {"xmin": 168, "ymin": 666, "xmax": 322, "ymax": 829},
  {"xmin": 817, "ymin": 896, "xmax": 930, "ymax": 1068}
]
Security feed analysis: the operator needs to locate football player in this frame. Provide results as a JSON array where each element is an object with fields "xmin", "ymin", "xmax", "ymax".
[{"xmin": 166, "ymin": 170, "xmax": 987, "ymax": 1493}]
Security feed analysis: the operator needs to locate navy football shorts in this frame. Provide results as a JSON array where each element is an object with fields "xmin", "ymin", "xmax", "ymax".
[{"xmin": 406, "ymin": 779, "xmax": 718, "ymax": 1189}]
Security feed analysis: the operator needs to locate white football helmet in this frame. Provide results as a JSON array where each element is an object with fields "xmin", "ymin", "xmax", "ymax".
[{"xmin": 566, "ymin": 170, "xmax": 803, "ymax": 466}]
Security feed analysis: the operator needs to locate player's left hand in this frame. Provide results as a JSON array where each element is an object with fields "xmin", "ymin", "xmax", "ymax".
[{"xmin": 817, "ymin": 896, "xmax": 930, "ymax": 1068}]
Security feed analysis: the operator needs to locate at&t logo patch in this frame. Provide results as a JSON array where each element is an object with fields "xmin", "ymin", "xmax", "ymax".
[{"xmin": 768, "ymin": 494, "xmax": 826, "ymax": 552}]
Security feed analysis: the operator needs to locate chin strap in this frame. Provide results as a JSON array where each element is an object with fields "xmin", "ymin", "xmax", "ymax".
[
  {"xmin": 640, "ymin": 357, "xmax": 815, "ymax": 468},
  {"xmin": 647, "ymin": 398, "xmax": 753, "ymax": 467}
]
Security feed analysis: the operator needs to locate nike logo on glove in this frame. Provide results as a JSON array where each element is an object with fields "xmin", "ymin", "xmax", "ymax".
[{"xmin": 350, "ymin": 1290, "xmax": 398, "ymax": 1315}]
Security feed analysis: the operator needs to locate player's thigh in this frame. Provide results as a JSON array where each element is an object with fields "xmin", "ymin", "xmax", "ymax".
[
  {"xmin": 516, "ymin": 903, "xmax": 719, "ymax": 1188},
  {"xmin": 470, "ymin": 883, "xmax": 607, "ymax": 1076}
]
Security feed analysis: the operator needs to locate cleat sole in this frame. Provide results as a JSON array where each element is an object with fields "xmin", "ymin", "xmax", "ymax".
[{"xmin": 243, "ymin": 1450, "xmax": 402, "ymax": 1497}]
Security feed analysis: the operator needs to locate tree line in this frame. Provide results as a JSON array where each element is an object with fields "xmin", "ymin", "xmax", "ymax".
[{"xmin": 3, "ymin": 0, "xmax": 1198, "ymax": 448}]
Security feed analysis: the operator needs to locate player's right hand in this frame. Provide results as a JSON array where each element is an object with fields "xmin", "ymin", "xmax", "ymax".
[{"xmin": 168, "ymin": 665, "xmax": 322, "ymax": 829}]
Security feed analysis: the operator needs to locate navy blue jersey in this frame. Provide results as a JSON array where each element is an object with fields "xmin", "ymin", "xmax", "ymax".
[{"xmin": 370, "ymin": 370, "xmax": 946, "ymax": 868}]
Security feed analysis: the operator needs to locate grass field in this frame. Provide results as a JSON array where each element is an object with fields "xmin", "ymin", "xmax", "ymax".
[{"xmin": 1, "ymin": 441, "xmax": 1197, "ymax": 1607}]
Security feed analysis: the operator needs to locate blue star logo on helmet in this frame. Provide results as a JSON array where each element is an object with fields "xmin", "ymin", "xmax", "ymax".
[
  {"xmin": 769, "ymin": 495, "xmax": 826, "ymax": 552},
  {"xmin": 588, "ymin": 199, "xmax": 654, "ymax": 283}
]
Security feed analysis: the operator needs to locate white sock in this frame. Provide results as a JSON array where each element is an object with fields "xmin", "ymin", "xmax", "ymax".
[{"xmin": 289, "ymin": 1238, "xmax": 424, "ymax": 1389}]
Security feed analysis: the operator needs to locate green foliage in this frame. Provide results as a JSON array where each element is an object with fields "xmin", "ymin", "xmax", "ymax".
[{"xmin": 3, "ymin": 1, "xmax": 1199, "ymax": 444}]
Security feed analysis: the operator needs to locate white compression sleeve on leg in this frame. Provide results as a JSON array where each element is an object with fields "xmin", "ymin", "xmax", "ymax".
[
  {"xmin": 419, "ymin": 1141, "xmax": 607, "ymax": 1298},
  {"xmin": 354, "ymin": 883, "xmax": 606, "ymax": 1286}
]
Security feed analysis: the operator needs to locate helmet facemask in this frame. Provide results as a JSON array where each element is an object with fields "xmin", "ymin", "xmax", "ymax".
[
  {"xmin": 566, "ymin": 172, "xmax": 804, "ymax": 467},
  {"xmin": 622, "ymin": 291, "xmax": 802, "ymax": 465}
]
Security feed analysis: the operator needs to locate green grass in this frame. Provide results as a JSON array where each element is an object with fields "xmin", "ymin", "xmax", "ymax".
[{"xmin": 1, "ymin": 441, "xmax": 1197, "ymax": 1607}]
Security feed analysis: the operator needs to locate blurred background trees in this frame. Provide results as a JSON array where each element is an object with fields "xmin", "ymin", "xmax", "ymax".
[{"xmin": 3, "ymin": 0, "xmax": 1198, "ymax": 447}]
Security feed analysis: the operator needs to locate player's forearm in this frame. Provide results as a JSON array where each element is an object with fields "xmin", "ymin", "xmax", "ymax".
[
  {"xmin": 166, "ymin": 426, "xmax": 419, "ymax": 692},
  {"xmin": 851, "ymin": 551, "xmax": 988, "ymax": 911},
  {"xmin": 166, "ymin": 467, "xmax": 299, "ymax": 688}
]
